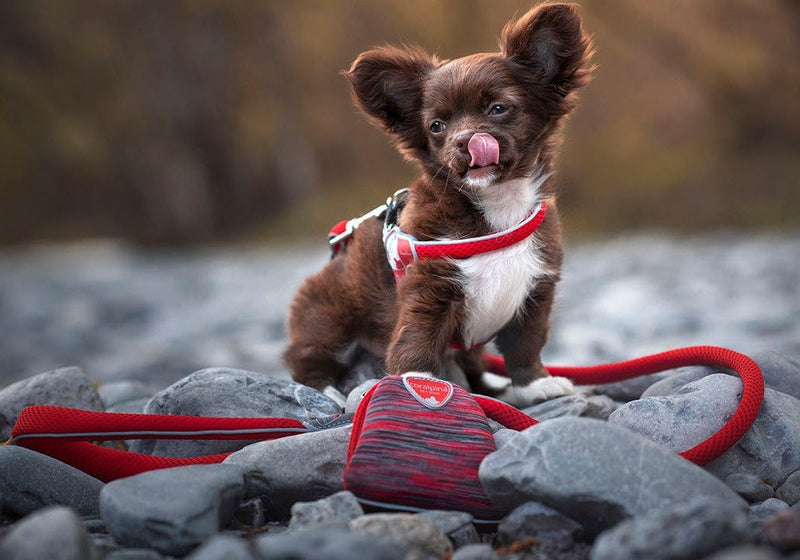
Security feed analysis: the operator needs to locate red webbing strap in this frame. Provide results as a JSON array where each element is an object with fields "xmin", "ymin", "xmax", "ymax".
[
  {"xmin": 473, "ymin": 395, "xmax": 537, "ymax": 431},
  {"xmin": 328, "ymin": 219, "xmax": 350, "ymax": 257},
  {"xmin": 19, "ymin": 440, "xmax": 232, "ymax": 482},
  {"xmin": 10, "ymin": 406, "xmax": 308, "ymax": 482},
  {"xmin": 413, "ymin": 202, "xmax": 547, "ymax": 260},
  {"xmin": 483, "ymin": 345, "xmax": 764, "ymax": 466}
]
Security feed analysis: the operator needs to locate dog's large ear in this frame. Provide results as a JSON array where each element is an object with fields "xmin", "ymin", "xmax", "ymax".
[
  {"xmin": 501, "ymin": 3, "xmax": 594, "ymax": 100},
  {"xmin": 344, "ymin": 45, "xmax": 435, "ymax": 156}
]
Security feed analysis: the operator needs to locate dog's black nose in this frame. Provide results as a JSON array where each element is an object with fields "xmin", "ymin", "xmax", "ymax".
[{"xmin": 454, "ymin": 131, "xmax": 473, "ymax": 154}]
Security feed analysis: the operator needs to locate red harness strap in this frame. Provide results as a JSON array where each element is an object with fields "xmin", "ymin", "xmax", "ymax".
[
  {"xmin": 327, "ymin": 193, "xmax": 547, "ymax": 282},
  {"xmin": 328, "ymin": 202, "xmax": 389, "ymax": 257},
  {"xmin": 383, "ymin": 202, "xmax": 546, "ymax": 281}
]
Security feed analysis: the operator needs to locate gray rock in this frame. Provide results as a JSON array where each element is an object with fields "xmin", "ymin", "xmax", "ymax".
[
  {"xmin": 0, "ymin": 445, "xmax": 103, "ymax": 516},
  {"xmin": 608, "ymin": 374, "xmax": 741, "ymax": 453},
  {"xmin": 640, "ymin": 366, "xmax": 711, "ymax": 398},
  {"xmin": 492, "ymin": 428, "xmax": 518, "ymax": 448},
  {"xmin": 585, "ymin": 395, "xmax": 619, "ymax": 419},
  {"xmin": 486, "ymin": 417, "xmax": 505, "ymax": 433},
  {"xmin": 590, "ymin": 498, "xmax": 750, "ymax": 560},
  {"xmin": 349, "ymin": 513, "xmax": 453, "ymax": 557},
  {"xmin": 589, "ymin": 372, "xmax": 670, "ymax": 402},
  {"xmin": 186, "ymin": 534, "xmax": 255, "ymax": 560},
  {"xmin": 83, "ymin": 516, "xmax": 106, "ymax": 533},
  {"xmin": 345, "ymin": 379, "xmax": 379, "ymax": 414},
  {"xmin": 497, "ymin": 502, "xmax": 583, "ymax": 551},
  {"xmin": 129, "ymin": 369, "xmax": 341, "ymax": 457},
  {"xmin": 702, "ymin": 545, "xmax": 781, "ymax": 560},
  {"xmin": 611, "ymin": 373, "xmax": 800, "ymax": 488},
  {"xmin": 104, "ymin": 549, "xmax": 167, "ymax": 560},
  {"xmin": 776, "ymin": 470, "xmax": 800, "ymax": 505},
  {"xmin": 0, "ymin": 506, "xmax": 91, "ymax": 560},
  {"xmin": 641, "ymin": 351, "xmax": 800, "ymax": 403},
  {"xmin": 322, "ymin": 386, "xmax": 347, "ymax": 408},
  {"xmin": 0, "ymin": 366, "xmax": 104, "ymax": 440},
  {"xmin": 522, "ymin": 393, "xmax": 618, "ymax": 421},
  {"xmin": 756, "ymin": 508, "xmax": 800, "ymax": 552},
  {"xmin": 99, "ymin": 464, "xmax": 246, "ymax": 556},
  {"xmin": 750, "ymin": 349, "xmax": 800, "ymax": 401},
  {"xmin": 107, "ymin": 396, "xmax": 151, "ymax": 414},
  {"xmin": 224, "ymin": 424, "xmax": 350, "ymax": 520},
  {"xmin": 288, "ymin": 490, "xmax": 364, "ymax": 532},
  {"xmin": 254, "ymin": 527, "xmax": 407, "ymax": 560},
  {"xmin": 479, "ymin": 417, "xmax": 746, "ymax": 537},
  {"xmin": 418, "ymin": 510, "xmax": 480, "ymax": 548},
  {"xmin": 725, "ymin": 473, "xmax": 774, "ymax": 503},
  {"xmin": 705, "ymin": 386, "xmax": 800, "ymax": 487},
  {"xmin": 749, "ymin": 498, "xmax": 790, "ymax": 529},
  {"xmin": 86, "ymin": 533, "xmax": 118, "ymax": 560},
  {"xmin": 451, "ymin": 544, "xmax": 499, "ymax": 560},
  {"xmin": 232, "ymin": 497, "xmax": 266, "ymax": 527},
  {"xmin": 97, "ymin": 380, "xmax": 154, "ymax": 409}
]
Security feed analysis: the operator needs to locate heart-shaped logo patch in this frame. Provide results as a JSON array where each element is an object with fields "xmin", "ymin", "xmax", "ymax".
[{"xmin": 402, "ymin": 376, "xmax": 454, "ymax": 409}]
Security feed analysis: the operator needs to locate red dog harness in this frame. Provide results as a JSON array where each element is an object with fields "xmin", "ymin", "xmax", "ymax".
[
  {"xmin": 383, "ymin": 201, "xmax": 546, "ymax": 281},
  {"xmin": 328, "ymin": 190, "xmax": 547, "ymax": 281}
]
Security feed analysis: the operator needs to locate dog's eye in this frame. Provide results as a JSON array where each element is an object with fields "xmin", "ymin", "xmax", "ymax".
[
  {"xmin": 429, "ymin": 120, "xmax": 446, "ymax": 134},
  {"xmin": 488, "ymin": 103, "xmax": 508, "ymax": 116}
]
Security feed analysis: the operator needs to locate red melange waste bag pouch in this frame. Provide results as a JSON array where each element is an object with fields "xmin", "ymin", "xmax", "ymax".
[{"xmin": 343, "ymin": 374, "xmax": 536, "ymax": 524}]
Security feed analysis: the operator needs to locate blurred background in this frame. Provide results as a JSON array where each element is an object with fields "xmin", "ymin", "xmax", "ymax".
[
  {"xmin": 2, "ymin": 0, "xmax": 798, "ymax": 247},
  {"xmin": 1, "ymin": 1, "xmax": 799, "ymax": 387}
]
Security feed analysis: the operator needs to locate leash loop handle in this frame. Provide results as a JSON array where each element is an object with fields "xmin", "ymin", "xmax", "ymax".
[
  {"xmin": 485, "ymin": 345, "xmax": 764, "ymax": 466},
  {"xmin": 11, "ymin": 406, "xmax": 309, "ymax": 482}
]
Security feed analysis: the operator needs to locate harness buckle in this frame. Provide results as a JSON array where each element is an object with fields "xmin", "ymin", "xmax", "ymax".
[
  {"xmin": 383, "ymin": 226, "xmax": 418, "ymax": 281},
  {"xmin": 383, "ymin": 188, "xmax": 410, "ymax": 230},
  {"xmin": 328, "ymin": 202, "xmax": 389, "ymax": 256}
]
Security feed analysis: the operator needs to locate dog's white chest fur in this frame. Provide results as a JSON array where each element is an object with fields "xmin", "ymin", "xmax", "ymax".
[
  {"xmin": 458, "ymin": 237, "xmax": 544, "ymax": 347},
  {"xmin": 457, "ymin": 175, "xmax": 548, "ymax": 348}
]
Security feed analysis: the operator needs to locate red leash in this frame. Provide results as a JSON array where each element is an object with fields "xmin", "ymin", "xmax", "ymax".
[
  {"xmin": 9, "ymin": 346, "xmax": 763, "ymax": 481},
  {"xmin": 483, "ymin": 345, "xmax": 764, "ymax": 465},
  {"xmin": 10, "ymin": 407, "xmax": 308, "ymax": 482}
]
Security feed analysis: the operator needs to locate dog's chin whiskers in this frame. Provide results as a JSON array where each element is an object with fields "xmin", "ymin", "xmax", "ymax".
[
  {"xmin": 431, "ymin": 164, "xmax": 450, "ymax": 188},
  {"xmin": 430, "ymin": 163, "xmax": 471, "ymax": 198},
  {"xmin": 448, "ymin": 171, "xmax": 469, "ymax": 197}
]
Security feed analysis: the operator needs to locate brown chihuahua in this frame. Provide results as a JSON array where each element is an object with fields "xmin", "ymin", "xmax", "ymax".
[{"xmin": 285, "ymin": 3, "xmax": 594, "ymax": 406}]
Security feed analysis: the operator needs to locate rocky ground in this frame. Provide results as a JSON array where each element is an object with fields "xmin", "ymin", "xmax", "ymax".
[{"xmin": 1, "ymin": 232, "xmax": 800, "ymax": 559}]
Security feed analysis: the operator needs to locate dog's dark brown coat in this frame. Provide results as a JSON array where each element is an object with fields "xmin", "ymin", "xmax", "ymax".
[{"xmin": 285, "ymin": 3, "xmax": 594, "ymax": 394}]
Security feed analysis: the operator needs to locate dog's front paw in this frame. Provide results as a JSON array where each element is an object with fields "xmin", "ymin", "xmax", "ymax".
[{"xmin": 498, "ymin": 376, "xmax": 575, "ymax": 407}]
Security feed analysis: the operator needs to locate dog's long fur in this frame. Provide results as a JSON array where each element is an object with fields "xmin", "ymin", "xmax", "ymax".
[{"xmin": 285, "ymin": 3, "xmax": 594, "ymax": 404}]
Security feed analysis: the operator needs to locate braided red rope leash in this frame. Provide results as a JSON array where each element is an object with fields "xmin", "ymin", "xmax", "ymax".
[
  {"xmin": 9, "ymin": 345, "xmax": 762, "ymax": 481},
  {"xmin": 482, "ymin": 345, "xmax": 764, "ymax": 465}
]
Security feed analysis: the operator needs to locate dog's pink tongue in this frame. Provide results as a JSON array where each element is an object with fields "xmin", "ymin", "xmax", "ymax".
[{"xmin": 468, "ymin": 133, "xmax": 500, "ymax": 168}]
